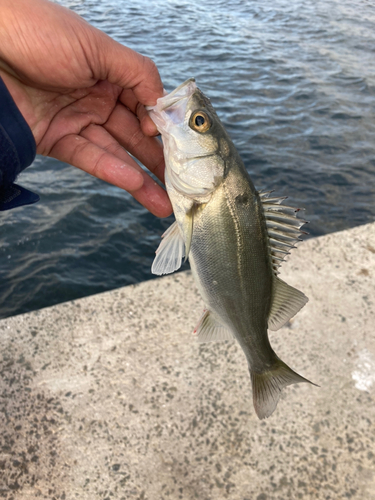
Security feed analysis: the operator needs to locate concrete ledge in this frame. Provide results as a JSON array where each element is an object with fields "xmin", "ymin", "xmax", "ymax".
[{"xmin": 0, "ymin": 223, "xmax": 374, "ymax": 500}]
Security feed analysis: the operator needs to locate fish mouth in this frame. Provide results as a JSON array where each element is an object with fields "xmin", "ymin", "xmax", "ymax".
[
  {"xmin": 158, "ymin": 78, "xmax": 197, "ymax": 110},
  {"xmin": 147, "ymin": 78, "xmax": 197, "ymax": 133}
]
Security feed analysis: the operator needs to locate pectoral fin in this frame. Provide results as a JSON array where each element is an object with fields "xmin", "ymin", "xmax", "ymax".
[
  {"xmin": 151, "ymin": 222, "xmax": 185, "ymax": 275},
  {"xmin": 182, "ymin": 208, "xmax": 194, "ymax": 263},
  {"xmin": 193, "ymin": 309, "xmax": 234, "ymax": 342},
  {"xmin": 268, "ymin": 277, "xmax": 308, "ymax": 331},
  {"xmin": 182, "ymin": 202, "xmax": 201, "ymax": 262}
]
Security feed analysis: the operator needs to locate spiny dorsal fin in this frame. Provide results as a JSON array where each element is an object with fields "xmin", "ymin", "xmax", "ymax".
[{"xmin": 259, "ymin": 190, "xmax": 307, "ymax": 275}]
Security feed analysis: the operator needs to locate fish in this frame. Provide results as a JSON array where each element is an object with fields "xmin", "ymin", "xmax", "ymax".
[{"xmin": 147, "ymin": 78, "xmax": 315, "ymax": 419}]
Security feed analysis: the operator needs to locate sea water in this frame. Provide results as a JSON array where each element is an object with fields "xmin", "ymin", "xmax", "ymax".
[{"xmin": 1, "ymin": 0, "xmax": 374, "ymax": 318}]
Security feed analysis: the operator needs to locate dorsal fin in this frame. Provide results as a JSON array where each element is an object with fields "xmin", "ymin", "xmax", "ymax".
[
  {"xmin": 259, "ymin": 190, "xmax": 307, "ymax": 275},
  {"xmin": 268, "ymin": 276, "xmax": 308, "ymax": 331}
]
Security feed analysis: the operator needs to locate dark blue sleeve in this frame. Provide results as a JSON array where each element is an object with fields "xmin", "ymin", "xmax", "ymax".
[{"xmin": 0, "ymin": 76, "xmax": 39, "ymax": 211}]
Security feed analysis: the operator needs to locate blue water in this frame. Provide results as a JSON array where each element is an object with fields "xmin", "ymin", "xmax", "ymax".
[{"xmin": 1, "ymin": 0, "xmax": 375, "ymax": 319}]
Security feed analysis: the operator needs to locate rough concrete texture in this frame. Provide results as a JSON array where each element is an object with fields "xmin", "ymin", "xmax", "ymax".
[{"xmin": 0, "ymin": 222, "xmax": 374, "ymax": 500}]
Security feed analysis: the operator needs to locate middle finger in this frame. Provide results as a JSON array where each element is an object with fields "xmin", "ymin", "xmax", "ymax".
[{"xmin": 104, "ymin": 101, "xmax": 165, "ymax": 183}]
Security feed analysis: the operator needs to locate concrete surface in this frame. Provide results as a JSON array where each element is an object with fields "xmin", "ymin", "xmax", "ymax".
[{"xmin": 0, "ymin": 222, "xmax": 374, "ymax": 500}]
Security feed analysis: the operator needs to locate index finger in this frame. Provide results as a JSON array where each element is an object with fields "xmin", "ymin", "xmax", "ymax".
[
  {"xmin": 119, "ymin": 88, "xmax": 159, "ymax": 136},
  {"xmin": 93, "ymin": 31, "xmax": 164, "ymax": 106}
]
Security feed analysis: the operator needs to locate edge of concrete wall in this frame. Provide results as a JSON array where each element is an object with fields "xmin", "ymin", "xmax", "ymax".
[{"xmin": 1, "ymin": 222, "xmax": 374, "ymax": 500}]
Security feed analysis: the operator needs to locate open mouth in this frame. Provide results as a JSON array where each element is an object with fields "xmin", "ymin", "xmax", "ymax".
[
  {"xmin": 147, "ymin": 78, "xmax": 197, "ymax": 131},
  {"xmin": 157, "ymin": 78, "xmax": 197, "ymax": 110}
]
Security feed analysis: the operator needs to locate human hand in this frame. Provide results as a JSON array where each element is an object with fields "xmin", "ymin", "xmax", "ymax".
[{"xmin": 0, "ymin": 0, "xmax": 172, "ymax": 217}]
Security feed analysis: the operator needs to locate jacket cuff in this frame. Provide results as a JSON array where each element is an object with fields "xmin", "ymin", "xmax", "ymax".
[{"xmin": 0, "ymin": 75, "xmax": 39, "ymax": 210}]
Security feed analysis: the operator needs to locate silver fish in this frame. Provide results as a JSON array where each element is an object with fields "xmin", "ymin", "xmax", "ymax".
[{"xmin": 148, "ymin": 79, "xmax": 315, "ymax": 419}]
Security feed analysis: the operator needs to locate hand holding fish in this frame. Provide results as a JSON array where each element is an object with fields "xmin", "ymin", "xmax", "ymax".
[{"xmin": 0, "ymin": 0, "xmax": 172, "ymax": 217}]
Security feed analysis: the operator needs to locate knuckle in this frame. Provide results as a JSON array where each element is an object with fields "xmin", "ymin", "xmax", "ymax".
[
  {"xmin": 126, "ymin": 127, "xmax": 145, "ymax": 152},
  {"xmin": 141, "ymin": 56, "xmax": 160, "ymax": 81},
  {"xmin": 105, "ymin": 142, "xmax": 125, "ymax": 157},
  {"xmin": 91, "ymin": 151, "xmax": 107, "ymax": 177}
]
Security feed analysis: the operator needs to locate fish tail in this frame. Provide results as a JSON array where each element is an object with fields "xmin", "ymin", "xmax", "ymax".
[{"xmin": 250, "ymin": 358, "xmax": 316, "ymax": 420}]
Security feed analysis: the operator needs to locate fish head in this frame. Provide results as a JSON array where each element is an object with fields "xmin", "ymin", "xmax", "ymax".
[{"xmin": 147, "ymin": 79, "xmax": 231, "ymax": 199}]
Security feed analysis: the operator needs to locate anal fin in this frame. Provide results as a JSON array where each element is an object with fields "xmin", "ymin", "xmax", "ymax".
[{"xmin": 193, "ymin": 310, "xmax": 234, "ymax": 343}]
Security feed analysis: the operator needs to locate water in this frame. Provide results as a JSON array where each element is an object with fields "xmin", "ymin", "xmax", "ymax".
[{"xmin": 1, "ymin": 0, "xmax": 374, "ymax": 319}]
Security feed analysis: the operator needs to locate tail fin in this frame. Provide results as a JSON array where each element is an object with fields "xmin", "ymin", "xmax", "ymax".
[{"xmin": 250, "ymin": 359, "xmax": 316, "ymax": 419}]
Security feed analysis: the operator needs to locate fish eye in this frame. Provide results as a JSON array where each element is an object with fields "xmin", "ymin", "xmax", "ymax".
[
  {"xmin": 190, "ymin": 111, "xmax": 211, "ymax": 133},
  {"xmin": 195, "ymin": 115, "xmax": 205, "ymax": 127}
]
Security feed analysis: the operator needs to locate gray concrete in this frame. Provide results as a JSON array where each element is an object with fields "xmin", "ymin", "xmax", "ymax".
[{"xmin": 0, "ymin": 222, "xmax": 375, "ymax": 500}]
